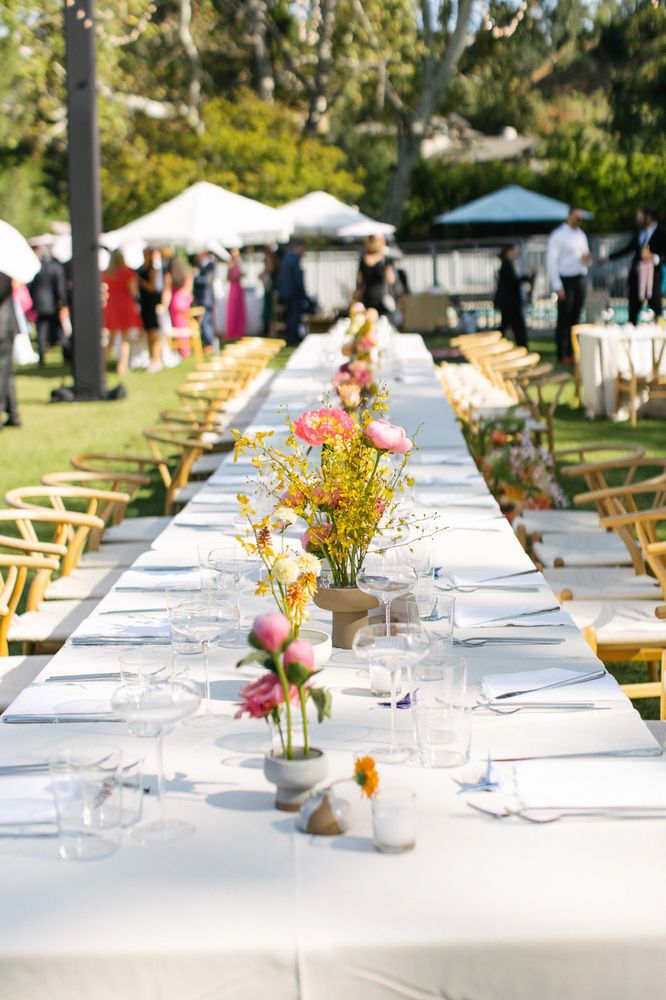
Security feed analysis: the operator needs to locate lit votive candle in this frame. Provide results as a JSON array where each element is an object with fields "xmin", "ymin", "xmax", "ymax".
[
  {"xmin": 371, "ymin": 788, "xmax": 416, "ymax": 854},
  {"xmin": 369, "ymin": 664, "xmax": 393, "ymax": 697}
]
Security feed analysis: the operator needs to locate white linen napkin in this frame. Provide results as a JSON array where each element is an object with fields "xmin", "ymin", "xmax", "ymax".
[
  {"xmin": 481, "ymin": 667, "xmax": 609, "ymax": 703},
  {"xmin": 189, "ymin": 489, "xmax": 243, "ymax": 506},
  {"xmin": 70, "ymin": 614, "xmax": 170, "ymax": 645},
  {"xmin": 515, "ymin": 758, "xmax": 666, "ymax": 808},
  {"xmin": 0, "ymin": 775, "xmax": 56, "ymax": 823},
  {"xmin": 173, "ymin": 511, "xmax": 240, "ymax": 529},
  {"xmin": 411, "ymin": 466, "xmax": 482, "ymax": 486},
  {"xmin": 3, "ymin": 682, "xmax": 118, "ymax": 720},
  {"xmin": 416, "ymin": 489, "xmax": 498, "ymax": 509},
  {"xmin": 114, "ymin": 568, "xmax": 201, "ymax": 592},
  {"xmin": 454, "ymin": 589, "xmax": 560, "ymax": 629}
]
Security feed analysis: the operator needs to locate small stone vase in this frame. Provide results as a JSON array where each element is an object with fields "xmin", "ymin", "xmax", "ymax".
[
  {"xmin": 313, "ymin": 587, "xmax": 379, "ymax": 649},
  {"xmin": 263, "ymin": 748, "xmax": 328, "ymax": 812}
]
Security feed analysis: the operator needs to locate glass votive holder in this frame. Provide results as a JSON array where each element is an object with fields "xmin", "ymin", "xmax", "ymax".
[
  {"xmin": 369, "ymin": 663, "xmax": 396, "ymax": 697},
  {"xmin": 371, "ymin": 788, "xmax": 416, "ymax": 854},
  {"xmin": 117, "ymin": 759, "xmax": 145, "ymax": 828},
  {"xmin": 412, "ymin": 658, "xmax": 471, "ymax": 768}
]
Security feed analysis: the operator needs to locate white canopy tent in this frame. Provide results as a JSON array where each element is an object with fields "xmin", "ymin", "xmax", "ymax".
[
  {"xmin": 105, "ymin": 181, "xmax": 292, "ymax": 252},
  {"xmin": 0, "ymin": 221, "xmax": 40, "ymax": 283},
  {"xmin": 275, "ymin": 190, "xmax": 395, "ymax": 238}
]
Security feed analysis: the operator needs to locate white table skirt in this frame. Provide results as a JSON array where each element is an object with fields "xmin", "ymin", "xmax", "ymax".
[
  {"xmin": 0, "ymin": 331, "xmax": 663, "ymax": 999},
  {"xmin": 578, "ymin": 324, "xmax": 666, "ymax": 417}
]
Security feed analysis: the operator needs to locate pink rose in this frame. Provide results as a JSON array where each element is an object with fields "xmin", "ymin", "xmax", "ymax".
[
  {"xmin": 364, "ymin": 419, "xmax": 413, "ymax": 455},
  {"xmin": 301, "ymin": 523, "xmax": 334, "ymax": 552},
  {"xmin": 283, "ymin": 639, "xmax": 315, "ymax": 674},
  {"xmin": 292, "ymin": 407, "xmax": 356, "ymax": 447},
  {"xmin": 250, "ymin": 612, "xmax": 291, "ymax": 653},
  {"xmin": 313, "ymin": 483, "xmax": 341, "ymax": 509},
  {"xmin": 234, "ymin": 674, "xmax": 298, "ymax": 719},
  {"xmin": 331, "ymin": 366, "xmax": 352, "ymax": 388},
  {"xmin": 281, "ymin": 487, "xmax": 304, "ymax": 507}
]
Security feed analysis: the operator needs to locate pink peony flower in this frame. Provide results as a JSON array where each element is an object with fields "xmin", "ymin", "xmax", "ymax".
[
  {"xmin": 250, "ymin": 612, "xmax": 291, "ymax": 653},
  {"xmin": 281, "ymin": 486, "xmax": 304, "ymax": 507},
  {"xmin": 283, "ymin": 639, "xmax": 315, "ymax": 674},
  {"xmin": 292, "ymin": 407, "xmax": 356, "ymax": 447},
  {"xmin": 301, "ymin": 523, "xmax": 334, "ymax": 551},
  {"xmin": 348, "ymin": 360, "xmax": 373, "ymax": 388},
  {"xmin": 234, "ymin": 673, "xmax": 298, "ymax": 719},
  {"xmin": 364, "ymin": 419, "xmax": 413, "ymax": 455},
  {"xmin": 313, "ymin": 483, "xmax": 341, "ymax": 509}
]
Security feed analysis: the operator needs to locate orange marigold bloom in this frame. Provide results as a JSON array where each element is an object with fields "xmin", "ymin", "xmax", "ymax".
[{"xmin": 353, "ymin": 756, "xmax": 379, "ymax": 798}]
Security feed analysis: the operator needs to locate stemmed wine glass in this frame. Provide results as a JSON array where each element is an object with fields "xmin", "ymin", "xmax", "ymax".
[
  {"xmin": 356, "ymin": 550, "xmax": 417, "ymax": 636},
  {"xmin": 112, "ymin": 681, "xmax": 201, "ymax": 844},
  {"xmin": 199, "ymin": 542, "xmax": 259, "ymax": 647},
  {"xmin": 165, "ymin": 592, "xmax": 227, "ymax": 728},
  {"xmin": 353, "ymin": 622, "xmax": 430, "ymax": 763}
]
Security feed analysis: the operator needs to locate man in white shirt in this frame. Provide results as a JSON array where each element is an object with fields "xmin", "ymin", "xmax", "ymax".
[{"xmin": 546, "ymin": 207, "xmax": 592, "ymax": 363}]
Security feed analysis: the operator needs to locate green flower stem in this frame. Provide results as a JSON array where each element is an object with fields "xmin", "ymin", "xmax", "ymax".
[
  {"xmin": 274, "ymin": 655, "xmax": 293, "ymax": 760},
  {"xmin": 299, "ymin": 687, "xmax": 309, "ymax": 757}
]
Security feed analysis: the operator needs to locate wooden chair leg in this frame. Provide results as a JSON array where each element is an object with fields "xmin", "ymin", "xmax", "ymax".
[
  {"xmin": 582, "ymin": 626, "xmax": 597, "ymax": 655},
  {"xmin": 661, "ymin": 651, "xmax": 666, "ymax": 721}
]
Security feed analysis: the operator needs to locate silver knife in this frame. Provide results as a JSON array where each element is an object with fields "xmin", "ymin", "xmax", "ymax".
[{"xmin": 44, "ymin": 673, "xmax": 122, "ymax": 683}]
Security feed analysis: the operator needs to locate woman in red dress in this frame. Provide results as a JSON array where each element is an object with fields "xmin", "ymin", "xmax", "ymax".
[{"xmin": 102, "ymin": 250, "xmax": 141, "ymax": 375}]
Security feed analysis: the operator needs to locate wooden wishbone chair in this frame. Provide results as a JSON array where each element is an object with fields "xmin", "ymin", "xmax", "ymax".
[
  {"xmin": 6, "ymin": 484, "xmax": 131, "ymax": 551},
  {"xmin": 0, "ymin": 552, "xmax": 61, "ymax": 657},
  {"xmin": 42, "ymin": 471, "xmax": 148, "ymax": 524},
  {"xmin": 143, "ymin": 424, "xmax": 214, "ymax": 514}
]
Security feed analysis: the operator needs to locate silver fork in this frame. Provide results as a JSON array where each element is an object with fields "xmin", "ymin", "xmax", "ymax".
[
  {"xmin": 454, "ymin": 636, "xmax": 564, "ymax": 647},
  {"xmin": 467, "ymin": 802, "xmax": 666, "ymax": 824}
]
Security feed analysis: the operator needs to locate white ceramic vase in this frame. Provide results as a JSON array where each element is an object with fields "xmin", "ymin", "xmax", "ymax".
[{"xmin": 263, "ymin": 748, "xmax": 328, "ymax": 811}]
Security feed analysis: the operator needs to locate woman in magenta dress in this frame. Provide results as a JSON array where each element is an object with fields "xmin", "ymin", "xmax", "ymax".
[
  {"xmin": 169, "ymin": 257, "xmax": 194, "ymax": 357},
  {"xmin": 102, "ymin": 250, "xmax": 141, "ymax": 375},
  {"xmin": 226, "ymin": 248, "xmax": 246, "ymax": 340}
]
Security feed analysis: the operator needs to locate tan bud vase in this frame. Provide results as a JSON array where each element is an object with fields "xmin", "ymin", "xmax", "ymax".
[{"xmin": 313, "ymin": 587, "xmax": 380, "ymax": 649}]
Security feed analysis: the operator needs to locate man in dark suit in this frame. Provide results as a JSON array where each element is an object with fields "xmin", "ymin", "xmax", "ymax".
[
  {"xmin": 28, "ymin": 247, "xmax": 70, "ymax": 364},
  {"xmin": 608, "ymin": 207, "xmax": 666, "ymax": 324},
  {"xmin": 278, "ymin": 239, "xmax": 307, "ymax": 346},
  {"xmin": 0, "ymin": 272, "xmax": 20, "ymax": 427}
]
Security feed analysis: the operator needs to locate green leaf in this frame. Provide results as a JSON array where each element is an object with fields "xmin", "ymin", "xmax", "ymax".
[
  {"xmin": 309, "ymin": 687, "xmax": 332, "ymax": 724},
  {"xmin": 236, "ymin": 651, "xmax": 273, "ymax": 671}
]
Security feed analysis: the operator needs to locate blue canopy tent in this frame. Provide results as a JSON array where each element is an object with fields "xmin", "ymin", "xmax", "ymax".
[{"xmin": 434, "ymin": 185, "xmax": 591, "ymax": 225}]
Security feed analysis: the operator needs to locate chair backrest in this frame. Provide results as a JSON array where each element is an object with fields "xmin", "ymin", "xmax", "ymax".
[
  {"xmin": 143, "ymin": 425, "xmax": 212, "ymax": 514},
  {"xmin": 42, "ymin": 471, "xmax": 147, "ymax": 525},
  {"xmin": 0, "ymin": 551, "xmax": 62, "ymax": 655},
  {"xmin": 6, "ymin": 483, "xmax": 130, "ymax": 550},
  {"xmin": 3, "ymin": 489, "xmax": 108, "ymax": 571}
]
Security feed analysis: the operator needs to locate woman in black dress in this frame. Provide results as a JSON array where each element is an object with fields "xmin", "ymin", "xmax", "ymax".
[
  {"xmin": 356, "ymin": 235, "xmax": 396, "ymax": 316},
  {"xmin": 494, "ymin": 243, "xmax": 531, "ymax": 348},
  {"xmin": 137, "ymin": 248, "xmax": 165, "ymax": 371}
]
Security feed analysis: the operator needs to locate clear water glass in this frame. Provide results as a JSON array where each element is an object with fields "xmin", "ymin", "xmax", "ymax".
[
  {"xmin": 49, "ymin": 743, "xmax": 122, "ymax": 861},
  {"xmin": 112, "ymin": 681, "xmax": 201, "ymax": 844},
  {"xmin": 353, "ymin": 622, "xmax": 430, "ymax": 763},
  {"xmin": 199, "ymin": 542, "xmax": 258, "ymax": 647},
  {"xmin": 412, "ymin": 656, "xmax": 471, "ymax": 768},
  {"xmin": 165, "ymin": 593, "xmax": 228, "ymax": 728}
]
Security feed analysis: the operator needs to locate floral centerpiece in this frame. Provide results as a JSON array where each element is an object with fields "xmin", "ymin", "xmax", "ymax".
[
  {"xmin": 333, "ymin": 304, "xmax": 379, "ymax": 411},
  {"xmin": 234, "ymin": 394, "xmax": 419, "ymax": 646},
  {"xmin": 464, "ymin": 413, "xmax": 568, "ymax": 519},
  {"xmin": 235, "ymin": 611, "xmax": 332, "ymax": 809}
]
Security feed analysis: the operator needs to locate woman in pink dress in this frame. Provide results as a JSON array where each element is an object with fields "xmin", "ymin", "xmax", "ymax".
[
  {"xmin": 225, "ymin": 248, "xmax": 246, "ymax": 340},
  {"xmin": 169, "ymin": 258, "xmax": 194, "ymax": 357}
]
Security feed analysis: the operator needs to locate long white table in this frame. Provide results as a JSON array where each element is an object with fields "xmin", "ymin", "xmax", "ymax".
[
  {"xmin": 578, "ymin": 323, "xmax": 666, "ymax": 417},
  {"xmin": 1, "ymin": 333, "xmax": 664, "ymax": 999}
]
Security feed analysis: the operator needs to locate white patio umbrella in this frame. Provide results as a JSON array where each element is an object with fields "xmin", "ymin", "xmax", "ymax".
[
  {"xmin": 337, "ymin": 219, "xmax": 396, "ymax": 239},
  {"xmin": 105, "ymin": 181, "xmax": 291, "ymax": 251},
  {"xmin": 0, "ymin": 221, "xmax": 41, "ymax": 282},
  {"xmin": 275, "ymin": 191, "xmax": 395, "ymax": 238}
]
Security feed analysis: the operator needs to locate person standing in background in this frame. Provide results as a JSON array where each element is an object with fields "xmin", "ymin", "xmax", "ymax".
[
  {"xmin": 356, "ymin": 235, "xmax": 396, "ymax": 316},
  {"xmin": 193, "ymin": 251, "xmax": 216, "ymax": 353},
  {"xmin": 279, "ymin": 239, "xmax": 308, "ymax": 346},
  {"xmin": 169, "ymin": 257, "xmax": 194, "ymax": 357},
  {"xmin": 494, "ymin": 244, "xmax": 532, "ymax": 348},
  {"xmin": 0, "ymin": 273, "xmax": 20, "ymax": 427},
  {"xmin": 260, "ymin": 247, "xmax": 278, "ymax": 337},
  {"xmin": 607, "ymin": 207, "xmax": 666, "ymax": 324},
  {"xmin": 546, "ymin": 207, "xmax": 592, "ymax": 364},
  {"xmin": 137, "ymin": 248, "xmax": 164, "ymax": 373},
  {"xmin": 28, "ymin": 246, "xmax": 70, "ymax": 365},
  {"xmin": 226, "ymin": 248, "xmax": 247, "ymax": 341},
  {"xmin": 102, "ymin": 249, "xmax": 141, "ymax": 376}
]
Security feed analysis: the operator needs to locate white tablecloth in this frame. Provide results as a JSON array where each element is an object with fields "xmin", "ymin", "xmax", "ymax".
[
  {"xmin": 0, "ymin": 332, "xmax": 664, "ymax": 999},
  {"xmin": 578, "ymin": 323, "xmax": 666, "ymax": 417}
]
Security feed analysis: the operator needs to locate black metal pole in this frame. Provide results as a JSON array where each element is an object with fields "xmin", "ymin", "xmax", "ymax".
[{"xmin": 64, "ymin": 0, "xmax": 105, "ymax": 400}]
